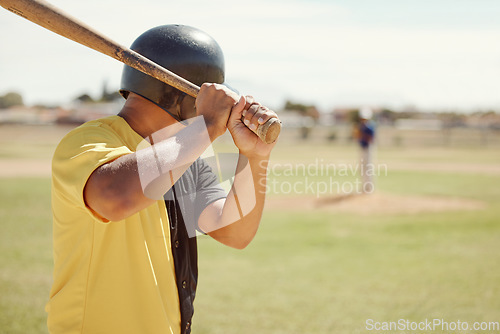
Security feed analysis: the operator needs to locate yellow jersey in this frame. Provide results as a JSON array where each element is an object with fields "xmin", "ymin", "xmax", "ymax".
[{"xmin": 47, "ymin": 116, "xmax": 180, "ymax": 334}]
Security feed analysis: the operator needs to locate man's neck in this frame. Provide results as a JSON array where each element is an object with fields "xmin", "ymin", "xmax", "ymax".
[{"xmin": 118, "ymin": 93, "xmax": 178, "ymax": 138}]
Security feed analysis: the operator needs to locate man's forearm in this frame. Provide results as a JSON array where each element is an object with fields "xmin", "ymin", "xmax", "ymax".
[{"xmin": 203, "ymin": 153, "xmax": 270, "ymax": 248}]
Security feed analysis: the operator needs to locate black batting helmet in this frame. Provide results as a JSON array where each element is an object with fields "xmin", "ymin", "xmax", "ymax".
[{"xmin": 120, "ymin": 24, "xmax": 225, "ymax": 120}]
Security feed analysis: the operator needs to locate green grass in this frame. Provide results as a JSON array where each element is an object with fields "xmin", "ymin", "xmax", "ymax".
[
  {"xmin": 0, "ymin": 178, "xmax": 52, "ymax": 334},
  {"xmin": 378, "ymin": 170, "xmax": 500, "ymax": 201},
  {"xmin": 1, "ymin": 131, "xmax": 500, "ymax": 333},
  {"xmin": 192, "ymin": 144, "xmax": 500, "ymax": 333},
  {"xmin": 0, "ymin": 143, "xmax": 56, "ymax": 160},
  {"xmin": 0, "ymin": 124, "xmax": 70, "ymax": 160},
  {"xmin": 194, "ymin": 208, "xmax": 500, "ymax": 333}
]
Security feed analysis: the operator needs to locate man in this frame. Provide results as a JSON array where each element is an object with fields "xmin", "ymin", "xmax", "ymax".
[
  {"xmin": 355, "ymin": 106, "xmax": 375, "ymax": 193},
  {"xmin": 46, "ymin": 25, "xmax": 278, "ymax": 334}
]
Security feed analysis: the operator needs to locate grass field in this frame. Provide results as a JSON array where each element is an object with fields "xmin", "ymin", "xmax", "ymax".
[{"xmin": 1, "ymin": 125, "xmax": 499, "ymax": 333}]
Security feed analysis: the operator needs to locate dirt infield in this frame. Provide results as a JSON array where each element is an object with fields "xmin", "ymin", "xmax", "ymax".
[
  {"xmin": 266, "ymin": 192, "xmax": 486, "ymax": 215},
  {"xmin": 386, "ymin": 162, "xmax": 500, "ymax": 175},
  {"xmin": 0, "ymin": 160, "xmax": 51, "ymax": 177},
  {"xmin": 0, "ymin": 124, "xmax": 72, "ymax": 178}
]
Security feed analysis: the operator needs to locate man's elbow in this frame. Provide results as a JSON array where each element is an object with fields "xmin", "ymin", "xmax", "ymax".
[
  {"xmin": 231, "ymin": 237, "xmax": 253, "ymax": 250},
  {"xmin": 85, "ymin": 189, "xmax": 132, "ymax": 222},
  {"xmin": 99, "ymin": 197, "xmax": 136, "ymax": 222},
  {"xmin": 84, "ymin": 179, "xmax": 139, "ymax": 222},
  {"xmin": 210, "ymin": 229, "xmax": 257, "ymax": 250}
]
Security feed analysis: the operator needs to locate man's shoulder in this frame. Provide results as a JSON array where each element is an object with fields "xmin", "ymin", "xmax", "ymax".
[
  {"xmin": 53, "ymin": 115, "xmax": 135, "ymax": 158},
  {"xmin": 59, "ymin": 116, "xmax": 131, "ymax": 143},
  {"xmin": 77, "ymin": 115, "xmax": 125, "ymax": 131}
]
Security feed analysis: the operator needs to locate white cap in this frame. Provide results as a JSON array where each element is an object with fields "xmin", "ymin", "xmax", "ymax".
[{"xmin": 359, "ymin": 106, "xmax": 373, "ymax": 120}]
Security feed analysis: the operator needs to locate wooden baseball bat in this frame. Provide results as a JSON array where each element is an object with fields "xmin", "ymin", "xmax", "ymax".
[{"xmin": 0, "ymin": 0, "xmax": 281, "ymax": 143}]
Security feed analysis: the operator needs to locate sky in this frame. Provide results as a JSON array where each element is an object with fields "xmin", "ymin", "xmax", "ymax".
[{"xmin": 0, "ymin": 0, "xmax": 499, "ymax": 112}]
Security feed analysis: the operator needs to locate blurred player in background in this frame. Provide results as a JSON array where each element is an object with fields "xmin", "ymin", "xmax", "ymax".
[{"xmin": 354, "ymin": 106, "xmax": 376, "ymax": 193}]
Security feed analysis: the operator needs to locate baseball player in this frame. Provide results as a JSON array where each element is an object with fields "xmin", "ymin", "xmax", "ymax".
[
  {"xmin": 355, "ymin": 106, "xmax": 376, "ymax": 193},
  {"xmin": 46, "ymin": 25, "xmax": 278, "ymax": 334}
]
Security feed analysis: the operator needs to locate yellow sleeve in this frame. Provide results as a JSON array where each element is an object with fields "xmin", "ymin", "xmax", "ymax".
[{"xmin": 52, "ymin": 121, "xmax": 133, "ymax": 220}]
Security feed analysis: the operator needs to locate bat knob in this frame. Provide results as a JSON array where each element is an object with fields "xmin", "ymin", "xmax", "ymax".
[{"xmin": 257, "ymin": 118, "xmax": 281, "ymax": 144}]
